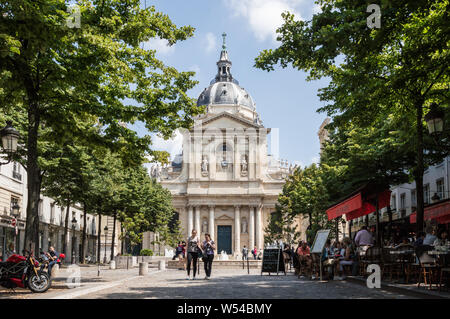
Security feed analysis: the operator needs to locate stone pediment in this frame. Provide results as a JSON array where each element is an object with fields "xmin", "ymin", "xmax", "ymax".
[
  {"xmin": 216, "ymin": 214, "xmax": 233, "ymax": 220},
  {"xmin": 200, "ymin": 112, "xmax": 263, "ymax": 129}
]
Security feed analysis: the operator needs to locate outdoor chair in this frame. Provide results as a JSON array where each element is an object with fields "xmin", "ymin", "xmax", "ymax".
[
  {"xmin": 381, "ymin": 248, "xmax": 399, "ymax": 281},
  {"xmin": 296, "ymin": 254, "xmax": 311, "ymax": 278},
  {"xmin": 282, "ymin": 252, "xmax": 291, "ymax": 272},
  {"xmin": 415, "ymin": 245, "xmax": 440, "ymax": 290},
  {"xmin": 361, "ymin": 246, "xmax": 382, "ymax": 277},
  {"xmin": 439, "ymin": 268, "xmax": 450, "ymax": 292}
]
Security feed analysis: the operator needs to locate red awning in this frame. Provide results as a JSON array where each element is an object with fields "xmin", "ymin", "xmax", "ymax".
[
  {"xmin": 344, "ymin": 189, "xmax": 392, "ymax": 221},
  {"xmin": 327, "ymin": 193, "xmax": 362, "ymax": 220},
  {"xmin": 409, "ymin": 200, "xmax": 450, "ymax": 224},
  {"xmin": 345, "ymin": 201, "xmax": 376, "ymax": 221}
]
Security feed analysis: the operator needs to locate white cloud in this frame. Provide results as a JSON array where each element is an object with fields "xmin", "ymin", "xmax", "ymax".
[
  {"xmin": 150, "ymin": 130, "xmax": 183, "ymax": 161},
  {"xmin": 205, "ymin": 32, "xmax": 218, "ymax": 53},
  {"xmin": 310, "ymin": 156, "xmax": 320, "ymax": 164},
  {"xmin": 145, "ymin": 37, "xmax": 175, "ymax": 55},
  {"xmin": 312, "ymin": 3, "xmax": 322, "ymax": 15},
  {"xmin": 223, "ymin": 0, "xmax": 303, "ymax": 42}
]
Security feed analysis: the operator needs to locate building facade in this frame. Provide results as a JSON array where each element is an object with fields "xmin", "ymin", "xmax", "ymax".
[
  {"xmin": 0, "ymin": 159, "xmax": 99, "ymax": 263},
  {"xmin": 154, "ymin": 43, "xmax": 300, "ymax": 256}
]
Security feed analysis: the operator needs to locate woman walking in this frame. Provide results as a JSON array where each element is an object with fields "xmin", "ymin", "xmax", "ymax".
[
  {"xmin": 201, "ymin": 233, "xmax": 216, "ymax": 280},
  {"xmin": 186, "ymin": 229, "xmax": 200, "ymax": 280}
]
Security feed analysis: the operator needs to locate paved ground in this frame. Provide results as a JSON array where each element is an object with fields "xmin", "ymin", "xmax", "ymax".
[{"xmin": 1, "ymin": 266, "xmax": 445, "ymax": 299}]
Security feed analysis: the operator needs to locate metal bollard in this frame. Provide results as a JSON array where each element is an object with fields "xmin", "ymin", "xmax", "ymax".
[
  {"xmin": 110, "ymin": 260, "xmax": 116, "ymax": 270},
  {"xmin": 158, "ymin": 260, "xmax": 166, "ymax": 271},
  {"xmin": 139, "ymin": 262, "xmax": 148, "ymax": 276}
]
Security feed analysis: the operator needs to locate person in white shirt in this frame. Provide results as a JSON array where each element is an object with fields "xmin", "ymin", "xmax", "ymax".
[{"xmin": 423, "ymin": 226, "xmax": 437, "ymax": 245}]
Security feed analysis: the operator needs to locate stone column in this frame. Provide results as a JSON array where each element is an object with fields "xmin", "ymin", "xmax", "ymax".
[
  {"xmin": 209, "ymin": 205, "xmax": 215, "ymax": 241},
  {"xmin": 255, "ymin": 205, "xmax": 262, "ymax": 250},
  {"xmin": 249, "ymin": 206, "xmax": 255, "ymax": 250},
  {"xmin": 234, "ymin": 205, "xmax": 240, "ymax": 256},
  {"xmin": 187, "ymin": 206, "xmax": 193, "ymax": 236},
  {"xmin": 194, "ymin": 206, "xmax": 201, "ymax": 234}
]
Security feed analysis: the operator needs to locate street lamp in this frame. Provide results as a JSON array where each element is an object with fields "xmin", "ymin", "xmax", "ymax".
[
  {"xmin": 431, "ymin": 192, "xmax": 440, "ymax": 202},
  {"xmin": 0, "ymin": 121, "xmax": 20, "ymax": 165},
  {"xmin": 71, "ymin": 217, "xmax": 77, "ymax": 264},
  {"xmin": 103, "ymin": 226, "xmax": 109, "ymax": 264},
  {"xmin": 425, "ymin": 103, "xmax": 445, "ymax": 134},
  {"xmin": 11, "ymin": 203, "xmax": 20, "ymax": 253}
]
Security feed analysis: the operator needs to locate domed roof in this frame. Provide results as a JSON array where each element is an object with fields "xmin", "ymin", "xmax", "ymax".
[
  {"xmin": 196, "ymin": 33, "xmax": 255, "ymax": 110},
  {"xmin": 197, "ymin": 81, "xmax": 255, "ymax": 110}
]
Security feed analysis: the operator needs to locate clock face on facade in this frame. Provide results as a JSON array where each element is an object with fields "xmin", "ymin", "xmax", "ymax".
[{"xmin": 221, "ymin": 159, "xmax": 228, "ymax": 168}]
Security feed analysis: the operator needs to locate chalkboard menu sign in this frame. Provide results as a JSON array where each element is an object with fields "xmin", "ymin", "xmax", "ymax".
[{"xmin": 261, "ymin": 248, "xmax": 286, "ymax": 275}]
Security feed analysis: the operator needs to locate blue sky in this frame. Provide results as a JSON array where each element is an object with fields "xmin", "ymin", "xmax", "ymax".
[{"xmin": 140, "ymin": 0, "xmax": 329, "ymax": 168}]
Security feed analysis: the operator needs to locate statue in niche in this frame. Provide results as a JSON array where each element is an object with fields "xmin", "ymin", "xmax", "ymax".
[
  {"xmin": 241, "ymin": 218, "xmax": 248, "ymax": 234},
  {"xmin": 201, "ymin": 156, "xmax": 209, "ymax": 175},
  {"xmin": 241, "ymin": 155, "xmax": 248, "ymax": 176}
]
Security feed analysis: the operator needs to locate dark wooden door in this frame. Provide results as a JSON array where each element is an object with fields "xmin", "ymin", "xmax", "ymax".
[{"xmin": 217, "ymin": 226, "xmax": 232, "ymax": 254}]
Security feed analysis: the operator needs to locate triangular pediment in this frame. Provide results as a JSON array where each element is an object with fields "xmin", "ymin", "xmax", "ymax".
[
  {"xmin": 200, "ymin": 112, "xmax": 262, "ymax": 129},
  {"xmin": 216, "ymin": 214, "xmax": 233, "ymax": 220}
]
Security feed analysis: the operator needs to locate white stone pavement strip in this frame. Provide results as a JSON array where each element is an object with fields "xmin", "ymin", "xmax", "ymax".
[{"xmin": 49, "ymin": 270, "xmax": 163, "ymax": 299}]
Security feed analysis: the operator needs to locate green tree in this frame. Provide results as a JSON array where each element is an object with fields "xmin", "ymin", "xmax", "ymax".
[
  {"xmin": 255, "ymin": 0, "xmax": 449, "ymax": 232},
  {"xmin": 118, "ymin": 166, "xmax": 174, "ymax": 248},
  {"xmin": 0, "ymin": 0, "xmax": 203, "ymax": 253},
  {"xmin": 267, "ymin": 165, "xmax": 335, "ymax": 245}
]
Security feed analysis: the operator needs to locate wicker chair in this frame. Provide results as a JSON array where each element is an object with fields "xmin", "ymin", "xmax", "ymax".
[{"xmin": 416, "ymin": 245, "xmax": 440, "ymax": 290}]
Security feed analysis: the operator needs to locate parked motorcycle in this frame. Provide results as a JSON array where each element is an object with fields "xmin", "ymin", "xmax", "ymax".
[{"xmin": 0, "ymin": 253, "xmax": 51, "ymax": 293}]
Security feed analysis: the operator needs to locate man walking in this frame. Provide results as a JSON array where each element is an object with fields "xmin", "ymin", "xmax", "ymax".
[{"xmin": 242, "ymin": 246, "xmax": 248, "ymax": 260}]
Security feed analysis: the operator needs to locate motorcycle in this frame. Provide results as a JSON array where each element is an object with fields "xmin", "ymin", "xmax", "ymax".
[{"xmin": 0, "ymin": 253, "xmax": 51, "ymax": 293}]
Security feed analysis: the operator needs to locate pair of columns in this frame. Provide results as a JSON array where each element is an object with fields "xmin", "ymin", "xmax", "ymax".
[{"xmin": 186, "ymin": 205, "xmax": 263, "ymax": 254}]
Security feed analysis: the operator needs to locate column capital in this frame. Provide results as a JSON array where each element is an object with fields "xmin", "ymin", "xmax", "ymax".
[
  {"xmin": 208, "ymin": 205, "xmax": 215, "ymax": 209},
  {"xmin": 234, "ymin": 205, "xmax": 240, "ymax": 209}
]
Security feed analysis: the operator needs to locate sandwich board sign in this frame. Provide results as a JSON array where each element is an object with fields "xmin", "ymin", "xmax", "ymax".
[
  {"xmin": 311, "ymin": 229, "xmax": 330, "ymax": 281},
  {"xmin": 311, "ymin": 229, "xmax": 330, "ymax": 254},
  {"xmin": 261, "ymin": 248, "xmax": 285, "ymax": 275}
]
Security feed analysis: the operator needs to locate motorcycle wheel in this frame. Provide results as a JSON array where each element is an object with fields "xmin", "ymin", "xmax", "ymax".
[{"xmin": 27, "ymin": 272, "xmax": 51, "ymax": 293}]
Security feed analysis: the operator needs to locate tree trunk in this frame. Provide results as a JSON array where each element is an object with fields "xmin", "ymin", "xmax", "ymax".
[
  {"xmin": 121, "ymin": 226, "xmax": 124, "ymax": 255},
  {"xmin": 81, "ymin": 203, "xmax": 87, "ymax": 264},
  {"xmin": 24, "ymin": 102, "xmax": 42, "ymax": 255},
  {"xmin": 415, "ymin": 101, "xmax": 425, "ymax": 234},
  {"xmin": 387, "ymin": 205, "xmax": 392, "ymax": 241},
  {"xmin": 97, "ymin": 214, "xmax": 102, "ymax": 263},
  {"xmin": 110, "ymin": 212, "xmax": 117, "ymax": 261},
  {"xmin": 62, "ymin": 198, "xmax": 70, "ymax": 254}
]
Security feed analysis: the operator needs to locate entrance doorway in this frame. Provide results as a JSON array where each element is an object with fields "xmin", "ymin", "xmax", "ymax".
[{"xmin": 217, "ymin": 225, "xmax": 232, "ymax": 254}]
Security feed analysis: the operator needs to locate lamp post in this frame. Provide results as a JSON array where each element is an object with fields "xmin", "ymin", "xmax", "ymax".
[
  {"xmin": 103, "ymin": 226, "xmax": 108, "ymax": 264},
  {"xmin": 11, "ymin": 203, "xmax": 20, "ymax": 253},
  {"xmin": 425, "ymin": 103, "xmax": 445, "ymax": 135},
  {"xmin": 416, "ymin": 103, "xmax": 445, "ymax": 233},
  {"xmin": 71, "ymin": 217, "xmax": 77, "ymax": 264},
  {"xmin": 0, "ymin": 121, "xmax": 20, "ymax": 166}
]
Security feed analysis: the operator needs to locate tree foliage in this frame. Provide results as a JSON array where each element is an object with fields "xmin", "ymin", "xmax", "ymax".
[
  {"xmin": 256, "ymin": 0, "xmax": 449, "ymax": 233},
  {"xmin": 0, "ymin": 0, "xmax": 203, "ymax": 251}
]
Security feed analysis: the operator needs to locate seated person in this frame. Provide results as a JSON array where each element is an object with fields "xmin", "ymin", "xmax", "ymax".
[
  {"xmin": 394, "ymin": 237, "xmax": 411, "ymax": 249},
  {"xmin": 297, "ymin": 241, "xmax": 312, "ymax": 274},
  {"xmin": 173, "ymin": 241, "xmax": 185, "ymax": 260},
  {"xmin": 41, "ymin": 246, "xmax": 59, "ymax": 277},
  {"xmin": 335, "ymin": 238, "xmax": 354, "ymax": 280},
  {"xmin": 414, "ymin": 232, "xmax": 426, "ymax": 246},
  {"xmin": 433, "ymin": 230, "xmax": 448, "ymax": 249}
]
